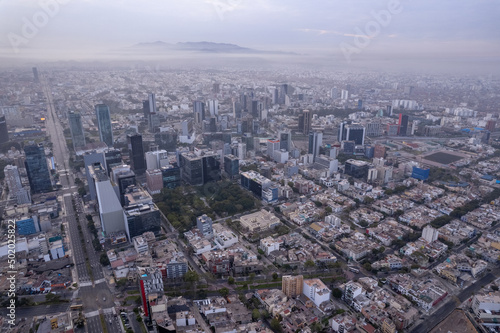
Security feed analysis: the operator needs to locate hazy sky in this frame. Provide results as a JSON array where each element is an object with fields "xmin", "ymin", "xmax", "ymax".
[{"xmin": 0, "ymin": 0, "xmax": 499, "ymax": 69}]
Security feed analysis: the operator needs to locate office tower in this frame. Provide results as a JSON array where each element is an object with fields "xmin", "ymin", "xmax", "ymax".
[
  {"xmin": 233, "ymin": 100, "xmax": 243, "ymax": 119},
  {"xmin": 240, "ymin": 171, "xmax": 272, "ymax": 198},
  {"xmin": 398, "ymin": 114, "xmax": 409, "ymax": 136},
  {"xmin": 341, "ymin": 89, "xmax": 349, "ymax": 100},
  {"xmin": 179, "ymin": 151, "xmax": 221, "ymax": 186},
  {"xmin": 127, "ymin": 134, "xmax": 146, "ymax": 175},
  {"xmin": 0, "ymin": 116, "xmax": 8, "ymax": 144},
  {"xmin": 212, "ymin": 83, "xmax": 220, "ymax": 94},
  {"xmin": 193, "ymin": 100, "xmax": 205, "ymax": 124},
  {"xmin": 279, "ymin": 130, "xmax": 292, "ymax": 152},
  {"xmin": 24, "ymin": 144, "xmax": 51, "ymax": 194},
  {"xmin": 123, "ymin": 187, "xmax": 161, "ymax": 238},
  {"xmin": 267, "ymin": 139, "xmax": 280, "ymax": 159},
  {"xmin": 154, "ymin": 129, "xmax": 177, "ymax": 151},
  {"xmin": 83, "ymin": 151, "xmax": 106, "ymax": 200},
  {"xmin": 4, "ymin": 165, "xmax": 31, "ymax": 204},
  {"xmin": 146, "ymin": 169, "xmax": 163, "ymax": 195},
  {"xmin": 302, "ymin": 109, "xmax": 311, "ymax": 134},
  {"xmin": 196, "ymin": 214, "xmax": 213, "ymax": 238},
  {"xmin": 358, "ymin": 99, "xmax": 363, "ymax": 110},
  {"xmin": 330, "ymin": 87, "xmax": 338, "ymax": 99},
  {"xmin": 282, "ymin": 275, "xmax": 303, "ymax": 297},
  {"xmin": 223, "ymin": 154, "xmax": 239, "ymax": 180},
  {"xmin": 161, "ymin": 163, "xmax": 181, "ymax": 189},
  {"xmin": 32, "ymin": 67, "xmax": 39, "ymax": 83},
  {"xmin": 68, "ymin": 111, "xmax": 86, "ymax": 150},
  {"xmin": 111, "ymin": 165, "xmax": 136, "ymax": 206},
  {"xmin": 142, "ymin": 100, "xmax": 150, "ymax": 119},
  {"xmin": 308, "ymin": 131, "xmax": 323, "ymax": 162},
  {"xmin": 486, "ymin": 120, "xmax": 496, "ymax": 132},
  {"xmin": 373, "ymin": 144, "xmax": 386, "ymax": 159},
  {"xmin": 251, "ymin": 100, "xmax": 259, "ymax": 118},
  {"xmin": 344, "ymin": 159, "xmax": 370, "ymax": 179},
  {"xmin": 404, "ymin": 86, "xmax": 414, "ymax": 96},
  {"xmin": 139, "ymin": 268, "xmax": 164, "ymax": 318},
  {"xmin": 237, "ymin": 143, "xmax": 246, "ymax": 160},
  {"xmin": 145, "ymin": 149, "xmax": 169, "ymax": 170},
  {"xmin": 340, "ymin": 123, "xmax": 365, "ymax": 145},
  {"xmin": 95, "ymin": 104, "xmax": 113, "ymax": 147},
  {"xmin": 386, "ymin": 105, "xmax": 393, "ymax": 116},
  {"xmin": 147, "ymin": 93, "xmax": 160, "ymax": 133},
  {"xmin": 366, "ymin": 122, "xmax": 382, "ymax": 137},
  {"xmin": 207, "ymin": 99, "xmax": 219, "ymax": 117},
  {"xmin": 104, "ymin": 148, "xmax": 122, "ymax": 175},
  {"xmin": 314, "ymin": 155, "xmax": 338, "ymax": 176},
  {"xmin": 272, "ymin": 88, "xmax": 279, "ymax": 104}
]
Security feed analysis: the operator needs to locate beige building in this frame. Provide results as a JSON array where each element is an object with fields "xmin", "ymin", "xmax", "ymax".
[
  {"xmin": 239, "ymin": 209, "xmax": 281, "ymax": 233},
  {"xmin": 282, "ymin": 275, "xmax": 303, "ymax": 297}
]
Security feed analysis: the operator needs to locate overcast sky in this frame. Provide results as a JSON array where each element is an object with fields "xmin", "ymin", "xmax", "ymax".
[{"xmin": 0, "ymin": 0, "xmax": 499, "ymax": 69}]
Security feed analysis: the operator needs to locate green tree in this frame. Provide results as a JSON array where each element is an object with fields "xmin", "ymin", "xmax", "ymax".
[
  {"xmin": 227, "ymin": 276, "xmax": 235, "ymax": 285},
  {"xmin": 304, "ymin": 260, "xmax": 316, "ymax": 271},
  {"xmin": 218, "ymin": 287, "xmax": 229, "ymax": 298},
  {"xmin": 332, "ymin": 288, "xmax": 342, "ymax": 299},
  {"xmin": 252, "ymin": 309, "xmax": 261, "ymax": 321},
  {"xmin": 249, "ymin": 273, "xmax": 256, "ymax": 285},
  {"xmin": 363, "ymin": 262, "xmax": 372, "ymax": 271},
  {"xmin": 100, "ymin": 253, "xmax": 110, "ymax": 266},
  {"xmin": 272, "ymin": 272, "xmax": 279, "ymax": 281},
  {"xmin": 270, "ymin": 318, "xmax": 283, "ymax": 333}
]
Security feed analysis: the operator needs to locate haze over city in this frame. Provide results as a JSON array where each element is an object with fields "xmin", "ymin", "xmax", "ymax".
[{"xmin": 0, "ymin": 0, "xmax": 499, "ymax": 73}]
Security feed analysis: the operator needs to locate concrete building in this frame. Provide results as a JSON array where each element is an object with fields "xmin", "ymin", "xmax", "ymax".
[
  {"xmin": 95, "ymin": 179, "xmax": 127, "ymax": 236},
  {"xmin": 422, "ymin": 225, "xmax": 439, "ymax": 243},
  {"xmin": 139, "ymin": 268, "xmax": 164, "ymax": 317},
  {"xmin": 68, "ymin": 111, "xmax": 86, "ymax": 150},
  {"xmin": 145, "ymin": 169, "xmax": 163, "ymax": 195},
  {"xmin": 303, "ymin": 279, "xmax": 331, "ymax": 307},
  {"xmin": 196, "ymin": 214, "xmax": 213, "ymax": 238},
  {"xmin": 282, "ymin": 275, "xmax": 303, "ymax": 297}
]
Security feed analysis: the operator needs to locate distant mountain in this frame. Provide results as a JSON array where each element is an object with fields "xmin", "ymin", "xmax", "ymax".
[{"xmin": 131, "ymin": 41, "xmax": 296, "ymax": 55}]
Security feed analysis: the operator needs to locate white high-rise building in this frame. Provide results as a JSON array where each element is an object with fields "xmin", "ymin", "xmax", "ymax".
[
  {"xmin": 4, "ymin": 165, "xmax": 31, "ymax": 204},
  {"xmin": 341, "ymin": 90, "xmax": 349, "ymax": 100},
  {"xmin": 237, "ymin": 143, "xmax": 247, "ymax": 160},
  {"xmin": 207, "ymin": 99, "xmax": 219, "ymax": 117},
  {"xmin": 145, "ymin": 150, "xmax": 169, "ymax": 170},
  {"xmin": 422, "ymin": 225, "xmax": 439, "ymax": 243}
]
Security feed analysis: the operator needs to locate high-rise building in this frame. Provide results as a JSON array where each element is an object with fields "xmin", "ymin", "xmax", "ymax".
[
  {"xmin": 104, "ymin": 148, "xmax": 122, "ymax": 175},
  {"xmin": 302, "ymin": 110, "xmax": 311, "ymax": 134},
  {"xmin": 146, "ymin": 169, "xmax": 163, "ymax": 195},
  {"xmin": 124, "ymin": 187, "xmax": 161, "ymax": 238},
  {"xmin": 32, "ymin": 67, "xmax": 39, "ymax": 83},
  {"xmin": 145, "ymin": 149, "xmax": 169, "ymax": 171},
  {"xmin": 422, "ymin": 225, "xmax": 439, "ymax": 243},
  {"xmin": 161, "ymin": 164, "xmax": 181, "ymax": 189},
  {"xmin": 83, "ymin": 151, "xmax": 106, "ymax": 200},
  {"xmin": 139, "ymin": 268, "xmax": 164, "ymax": 318},
  {"xmin": 398, "ymin": 114, "xmax": 409, "ymax": 136},
  {"xmin": 147, "ymin": 93, "xmax": 160, "ymax": 133},
  {"xmin": 0, "ymin": 116, "xmax": 8, "ymax": 144},
  {"xmin": 279, "ymin": 130, "xmax": 292, "ymax": 152},
  {"xmin": 193, "ymin": 101, "xmax": 205, "ymax": 124},
  {"xmin": 223, "ymin": 154, "xmax": 239, "ymax": 180},
  {"xmin": 366, "ymin": 122, "xmax": 382, "ymax": 137},
  {"xmin": 212, "ymin": 83, "xmax": 220, "ymax": 94},
  {"xmin": 127, "ymin": 134, "xmax": 146, "ymax": 175},
  {"xmin": 179, "ymin": 151, "xmax": 221, "ymax": 186},
  {"xmin": 341, "ymin": 89, "xmax": 349, "ymax": 100},
  {"xmin": 282, "ymin": 275, "xmax": 303, "ymax": 297},
  {"xmin": 95, "ymin": 104, "xmax": 113, "ymax": 147},
  {"xmin": 240, "ymin": 171, "xmax": 272, "ymax": 198},
  {"xmin": 340, "ymin": 123, "xmax": 365, "ymax": 145},
  {"xmin": 24, "ymin": 144, "xmax": 51, "ymax": 194},
  {"xmin": 142, "ymin": 99, "xmax": 150, "ymax": 119},
  {"xmin": 111, "ymin": 165, "xmax": 136, "ymax": 206},
  {"xmin": 207, "ymin": 99, "xmax": 219, "ymax": 117},
  {"xmin": 267, "ymin": 139, "xmax": 280, "ymax": 159},
  {"xmin": 4, "ymin": 165, "xmax": 31, "ymax": 204},
  {"xmin": 373, "ymin": 144, "xmax": 386, "ymax": 159},
  {"xmin": 308, "ymin": 131, "xmax": 323, "ymax": 162},
  {"xmin": 486, "ymin": 120, "xmax": 496, "ymax": 132},
  {"xmin": 68, "ymin": 111, "xmax": 86, "ymax": 150}
]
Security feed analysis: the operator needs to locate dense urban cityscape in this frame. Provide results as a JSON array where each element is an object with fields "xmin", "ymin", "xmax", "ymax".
[{"xmin": 1, "ymin": 1, "xmax": 500, "ymax": 333}]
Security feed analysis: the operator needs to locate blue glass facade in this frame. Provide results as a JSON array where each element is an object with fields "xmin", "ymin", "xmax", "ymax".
[{"xmin": 24, "ymin": 144, "xmax": 52, "ymax": 193}]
